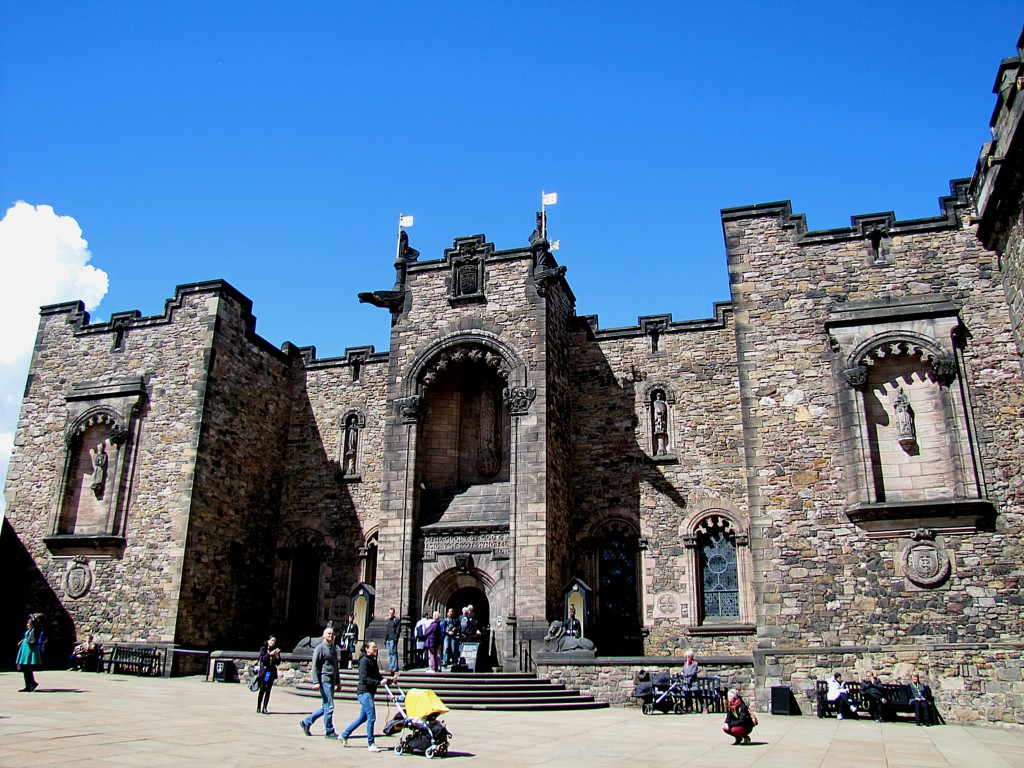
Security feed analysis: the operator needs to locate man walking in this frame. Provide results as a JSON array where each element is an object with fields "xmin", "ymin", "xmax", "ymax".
[
  {"xmin": 299, "ymin": 626, "xmax": 341, "ymax": 739},
  {"xmin": 340, "ymin": 641, "xmax": 395, "ymax": 751},
  {"xmin": 384, "ymin": 607, "xmax": 401, "ymax": 674}
]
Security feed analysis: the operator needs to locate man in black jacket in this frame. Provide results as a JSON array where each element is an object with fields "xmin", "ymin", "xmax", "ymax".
[
  {"xmin": 384, "ymin": 607, "xmax": 401, "ymax": 674},
  {"xmin": 861, "ymin": 671, "xmax": 887, "ymax": 723}
]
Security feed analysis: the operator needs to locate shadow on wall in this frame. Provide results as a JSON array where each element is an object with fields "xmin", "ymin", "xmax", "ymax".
[{"xmin": 0, "ymin": 517, "xmax": 76, "ymax": 670}]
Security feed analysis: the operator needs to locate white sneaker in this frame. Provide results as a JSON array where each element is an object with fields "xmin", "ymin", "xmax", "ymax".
[
  {"xmin": 367, "ymin": 744, "xmax": 383, "ymax": 752},
  {"xmin": 851, "ymin": 706, "xmax": 858, "ymax": 713},
  {"xmin": 837, "ymin": 714, "xmax": 843, "ymax": 720}
]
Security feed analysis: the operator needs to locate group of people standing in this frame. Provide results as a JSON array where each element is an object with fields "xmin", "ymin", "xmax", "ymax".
[{"xmin": 413, "ymin": 605, "xmax": 479, "ymax": 672}]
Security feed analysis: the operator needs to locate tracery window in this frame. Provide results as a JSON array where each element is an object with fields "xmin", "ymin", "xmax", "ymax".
[{"xmin": 695, "ymin": 515, "xmax": 740, "ymax": 621}]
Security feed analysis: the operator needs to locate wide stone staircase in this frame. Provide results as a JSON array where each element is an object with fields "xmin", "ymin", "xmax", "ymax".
[{"xmin": 289, "ymin": 669, "xmax": 609, "ymax": 712}]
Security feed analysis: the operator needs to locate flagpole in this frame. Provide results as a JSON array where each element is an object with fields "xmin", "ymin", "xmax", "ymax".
[
  {"xmin": 540, "ymin": 192, "xmax": 547, "ymax": 241},
  {"xmin": 396, "ymin": 212, "xmax": 405, "ymax": 262}
]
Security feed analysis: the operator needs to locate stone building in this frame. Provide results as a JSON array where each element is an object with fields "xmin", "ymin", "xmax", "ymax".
[{"xmin": 4, "ymin": 29, "xmax": 1024, "ymax": 726}]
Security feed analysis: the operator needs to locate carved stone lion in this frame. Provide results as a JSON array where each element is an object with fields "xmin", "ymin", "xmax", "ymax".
[{"xmin": 544, "ymin": 620, "xmax": 596, "ymax": 653}]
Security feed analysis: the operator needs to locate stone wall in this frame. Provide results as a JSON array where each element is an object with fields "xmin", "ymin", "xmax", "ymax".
[
  {"xmin": 3, "ymin": 284, "xmax": 220, "ymax": 651},
  {"xmin": 537, "ymin": 656, "xmax": 754, "ymax": 707},
  {"xmin": 174, "ymin": 286, "xmax": 296, "ymax": 648},
  {"xmin": 277, "ymin": 347, "xmax": 389, "ymax": 630}
]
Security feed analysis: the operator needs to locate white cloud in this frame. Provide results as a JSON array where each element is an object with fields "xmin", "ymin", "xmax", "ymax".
[{"xmin": 0, "ymin": 201, "xmax": 109, "ymax": 511}]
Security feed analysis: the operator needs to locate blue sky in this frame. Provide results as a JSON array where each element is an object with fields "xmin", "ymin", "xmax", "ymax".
[{"xmin": 0, "ymin": 3, "xmax": 1021, "ymax": 501}]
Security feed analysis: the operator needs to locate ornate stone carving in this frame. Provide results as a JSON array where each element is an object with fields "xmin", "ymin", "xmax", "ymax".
[
  {"xmin": 109, "ymin": 425, "xmax": 130, "ymax": 446},
  {"xmin": 502, "ymin": 386, "xmax": 536, "ymax": 415},
  {"xmin": 65, "ymin": 557, "xmax": 92, "ymax": 599},
  {"xmin": 930, "ymin": 355, "xmax": 958, "ymax": 385},
  {"xmin": 901, "ymin": 541, "xmax": 951, "ymax": 588},
  {"xmin": 454, "ymin": 553, "xmax": 472, "ymax": 573},
  {"xmin": 654, "ymin": 591, "xmax": 682, "ymax": 618},
  {"xmin": 842, "ymin": 366, "xmax": 868, "ymax": 389},
  {"xmin": 396, "ymin": 395, "xmax": 426, "ymax": 424}
]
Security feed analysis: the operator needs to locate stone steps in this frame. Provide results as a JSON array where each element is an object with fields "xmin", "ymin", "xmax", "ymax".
[{"xmin": 289, "ymin": 669, "xmax": 609, "ymax": 712}]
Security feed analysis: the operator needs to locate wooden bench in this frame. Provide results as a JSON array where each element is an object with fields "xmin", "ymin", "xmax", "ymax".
[
  {"xmin": 103, "ymin": 645, "xmax": 165, "ymax": 676},
  {"xmin": 696, "ymin": 676, "xmax": 724, "ymax": 713},
  {"xmin": 815, "ymin": 681, "xmax": 940, "ymax": 723}
]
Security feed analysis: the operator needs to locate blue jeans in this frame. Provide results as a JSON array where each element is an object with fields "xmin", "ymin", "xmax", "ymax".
[
  {"xmin": 443, "ymin": 635, "xmax": 460, "ymax": 666},
  {"xmin": 342, "ymin": 692, "xmax": 376, "ymax": 746},
  {"xmin": 386, "ymin": 638, "xmax": 398, "ymax": 673},
  {"xmin": 303, "ymin": 677, "xmax": 336, "ymax": 735}
]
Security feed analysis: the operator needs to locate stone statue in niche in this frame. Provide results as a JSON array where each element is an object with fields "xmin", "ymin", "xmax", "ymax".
[
  {"xmin": 88, "ymin": 442, "xmax": 108, "ymax": 497},
  {"xmin": 893, "ymin": 387, "xmax": 915, "ymax": 447},
  {"xmin": 651, "ymin": 391, "xmax": 669, "ymax": 455},
  {"xmin": 342, "ymin": 415, "xmax": 359, "ymax": 475}
]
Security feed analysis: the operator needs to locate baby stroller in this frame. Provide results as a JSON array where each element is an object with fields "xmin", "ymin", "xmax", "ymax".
[
  {"xmin": 383, "ymin": 682, "xmax": 452, "ymax": 759},
  {"xmin": 632, "ymin": 670, "xmax": 685, "ymax": 715}
]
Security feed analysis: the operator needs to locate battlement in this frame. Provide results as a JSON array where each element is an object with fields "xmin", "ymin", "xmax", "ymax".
[
  {"xmin": 970, "ymin": 27, "xmax": 1024, "ymax": 249},
  {"xmin": 721, "ymin": 179, "xmax": 971, "ymax": 244}
]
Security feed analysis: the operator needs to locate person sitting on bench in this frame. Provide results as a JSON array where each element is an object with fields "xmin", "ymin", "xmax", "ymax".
[
  {"xmin": 861, "ymin": 670, "xmax": 887, "ymax": 723},
  {"xmin": 908, "ymin": 672, "xmax": 933, "ymax": 727},
  {"xmin": 827, "ymin": 672, "xmax": 857, "ymax": 720}
]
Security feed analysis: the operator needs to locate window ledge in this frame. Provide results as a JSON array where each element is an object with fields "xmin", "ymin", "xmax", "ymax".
[
  {"xmin": 688, "ymin": 624, "xmax": 756, "ymax": 637},
  {"xmin": 845, "ymin": 498, "xmax": 996, "ymax": 537},
  {"xmin": 44, "ymin": 534, "xmax": 125, "ymax": 554}
]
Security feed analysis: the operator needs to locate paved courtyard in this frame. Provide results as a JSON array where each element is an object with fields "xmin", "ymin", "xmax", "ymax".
[{"xmin": 1, "ymin": 671, "xmax": 1023, "ymax": 767}]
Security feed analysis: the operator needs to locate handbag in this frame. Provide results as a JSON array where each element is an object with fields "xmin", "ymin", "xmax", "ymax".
[{"xmin": 248, "ymin": 674, "xmax": 260, "ymax": 692}]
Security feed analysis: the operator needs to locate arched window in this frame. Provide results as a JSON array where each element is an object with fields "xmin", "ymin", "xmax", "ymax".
[{"xmin": 694, "ymin": 515, "xmax": 740, "ymax": 622}]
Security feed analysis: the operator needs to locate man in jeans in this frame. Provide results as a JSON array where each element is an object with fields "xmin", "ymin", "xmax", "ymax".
[
  {"xmin": 340, "ymin": 641, "xmax": 395, "ymax": 751},
  {"xmin": 299, "ymin": 626, "xmax": 340, "ymax": 739},
  {"xmin": 384, "ymin": 607, "xmax": 401, "ymax": 675}
]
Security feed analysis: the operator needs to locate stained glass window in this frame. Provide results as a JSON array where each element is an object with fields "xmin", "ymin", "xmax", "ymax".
[{"xmin": 699, "ymin": 527, "xmax": 739, "ymax": 619}]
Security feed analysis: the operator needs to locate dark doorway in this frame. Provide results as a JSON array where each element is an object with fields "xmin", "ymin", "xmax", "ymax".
[
  {"xmin": 287, "ymin": 555, "xmax": 321, "ymax": 641},
  {"xmin": 596, "ymin": 538, "xmax": 642, "ymax": 655},
  {"xmin": 446, "ymin": 586, "xmax": 489, "ymax": 629}
]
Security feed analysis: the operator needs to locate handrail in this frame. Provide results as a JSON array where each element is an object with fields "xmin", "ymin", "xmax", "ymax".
[{"xmin": 518, "ymin": 639, "xmax": 535, "ymax": 674}]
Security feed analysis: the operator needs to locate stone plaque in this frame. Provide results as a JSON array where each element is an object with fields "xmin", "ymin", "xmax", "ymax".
[
  {"xmin": 653, "ymin": 591, "xmax": 683, "ymax": 618},
  {"xmin": 65, "ymin": 559, "xmax": 93, "ymax": 599},
  {"xmin": 901, "ymin": 541, "xmax": 950, "ymax": 588}
]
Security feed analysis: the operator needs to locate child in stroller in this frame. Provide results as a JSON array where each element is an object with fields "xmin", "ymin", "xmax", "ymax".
[
  {"xmin": 383, "ymin": 682, "xmax": 452, "ymax": 759},
  {"xmin": 632, "ymin": 670, "xmax": 686, "ymax": 715}
]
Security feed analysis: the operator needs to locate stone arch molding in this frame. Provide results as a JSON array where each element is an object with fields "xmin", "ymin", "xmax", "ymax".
[
  {"xmin": 402, "ymin": 331, "xmax": 529, "ymax": 398},
  {"xmin": 681, "ymin": 499, "xmax": 749, "ymax": 548},
  {"xmin": 843, "ymin": 331, "xmax": 958, "ymax": 388},
  {"xmin": 577, "ymin": 512, "xmax": 641, "ymax": 543}
]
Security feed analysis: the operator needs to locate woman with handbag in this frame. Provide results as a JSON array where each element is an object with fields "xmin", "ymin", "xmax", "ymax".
[
  {"xmin": 723, "ymin": 689, "xmax": 757, "ymax": 745},
  {"xmin": 255, "ymin": 635, "xmax": 280, "ymax": 714}
]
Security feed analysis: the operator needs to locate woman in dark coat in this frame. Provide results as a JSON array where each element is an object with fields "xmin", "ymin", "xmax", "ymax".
[
  {"xmin": 424, "ymin": 611, "xmax": 443, "ymax": 672},
  {"xmin": 722, "ymin": 688, "xmax": 757, "ymax": 745},
  {"xmin": 15, "ymin": 614, "xmax": 45, "ymax": 692},
  {"xmin": 256, "ymin": 635, "xmax": 281, "ymax": 714}
]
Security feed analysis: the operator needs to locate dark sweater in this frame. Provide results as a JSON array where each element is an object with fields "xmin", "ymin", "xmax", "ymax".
[{"xmin": 356, "ymin": 652, "xmax": 384, "ymax": 695}]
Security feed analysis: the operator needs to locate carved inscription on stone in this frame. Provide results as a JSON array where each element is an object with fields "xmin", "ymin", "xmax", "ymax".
[{"xmin": 423, "ymin": 531, "xmax": 509, "ymax": 560}]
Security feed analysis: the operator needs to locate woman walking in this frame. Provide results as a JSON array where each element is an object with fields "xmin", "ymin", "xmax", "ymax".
[
  {"xmin": 15, "ymin": 614, "xmax": 45, "ymax": 692},
  {"xmin": 256, "ymin": 635, "xmax": 281, "ymax": 714}
]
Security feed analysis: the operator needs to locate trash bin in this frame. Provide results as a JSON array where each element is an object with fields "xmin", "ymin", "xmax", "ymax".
[
  {"xmin": 212, "ymin": 659, "xmax": 236, "ymax": 683},
  {"xmin": 771, "ymin": 685, "xmax": 799, "ymax": 715}
]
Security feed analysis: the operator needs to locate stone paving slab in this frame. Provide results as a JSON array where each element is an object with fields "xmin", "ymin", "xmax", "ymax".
[{"xmin": 1, "ymin": 672, "xmax": 1023, "ymax": 767}]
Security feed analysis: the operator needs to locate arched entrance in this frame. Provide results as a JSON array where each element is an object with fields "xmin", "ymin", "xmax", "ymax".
[{"xmin": 447, "ymin": 586, "xmax": 489, "ymax": 629}]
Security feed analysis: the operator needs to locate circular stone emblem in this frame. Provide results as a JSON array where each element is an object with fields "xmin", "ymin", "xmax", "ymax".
[
  {"xmin": 901, "ymin": 541, "xmax": 950, "ymax": 588},
  {"xmin": 65, "ymin": 561, "xmax": 93, "ymax": 599}
]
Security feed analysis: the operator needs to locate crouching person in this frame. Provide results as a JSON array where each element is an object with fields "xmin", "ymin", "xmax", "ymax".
[{"xmin": 723, "ymin": 689, "xmax": 757, "ymax": 745}]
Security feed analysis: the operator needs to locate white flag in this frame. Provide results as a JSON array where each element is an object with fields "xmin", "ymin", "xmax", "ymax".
[
  {"xmin": 550, "ymin": 240, "xmax": 560, "ymax": 251},
  {"xmin": 400, "ymin": 215, "xmax": 414, "ymax": 227},
  {"xmin": 542, "ymin": 192, "xmax": 558, "ymax": 206}
]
